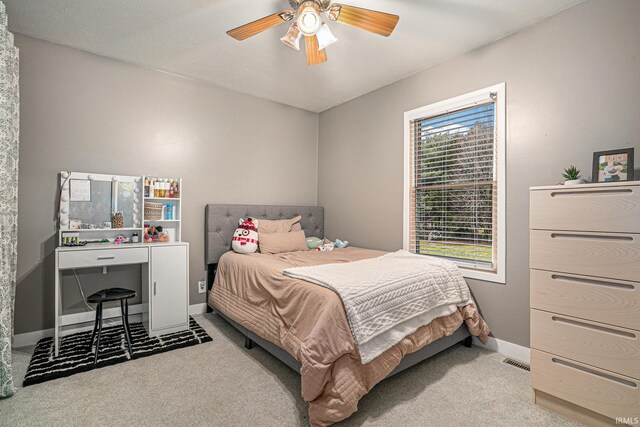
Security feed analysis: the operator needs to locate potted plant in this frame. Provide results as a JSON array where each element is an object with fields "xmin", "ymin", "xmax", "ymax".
[{"xmin": 562, "ymin": 165, "xmax": 583, "ymax": 185}]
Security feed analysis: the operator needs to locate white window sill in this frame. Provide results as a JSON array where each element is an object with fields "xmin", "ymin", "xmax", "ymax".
[{"xmin": 459, "ymin": 267, "xmax": 505, "ymax": 284}]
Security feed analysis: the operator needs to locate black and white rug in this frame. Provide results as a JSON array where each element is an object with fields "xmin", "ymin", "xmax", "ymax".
[{"xmin": 23, "ymin": 317, "xmax": 212, "ymax": 386}]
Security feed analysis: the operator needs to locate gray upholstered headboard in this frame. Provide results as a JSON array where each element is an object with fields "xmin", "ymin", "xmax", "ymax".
[{"xmin": 205, "ymin": 204, "xmax": 324, "ymax": 265}]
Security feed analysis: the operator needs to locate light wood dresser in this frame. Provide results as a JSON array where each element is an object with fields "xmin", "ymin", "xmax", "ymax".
[{"xmin": 530, "ymin": 181, "xmax": 640, "ymax": 426}]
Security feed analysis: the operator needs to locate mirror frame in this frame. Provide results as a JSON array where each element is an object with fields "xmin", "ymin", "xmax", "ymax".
[{"xmin": 59, "ymin": 171, "xmax": 142, "ymax": 231}]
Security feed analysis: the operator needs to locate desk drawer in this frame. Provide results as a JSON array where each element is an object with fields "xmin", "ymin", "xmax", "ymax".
[
  {"xmin": 531, "ymin": 309, "xmax": 640, "ymax": 380},
  {"xmin": 531, "ymin": 349, "xmax": 640, "ymax": 421},
  {"xmin": 530, "ymin": 230, "xmax": 640, "ymax": 282},
  {"xmin": 530, "ymin": 185, "xmax": 640, "ymax": 233},
  {"xmin": 531, "ymin": 270, "xmax": 640, "ymax": 330},
  {"xmin": 58, "ymin": 247, "xmax": 149, "ymax": 269}
]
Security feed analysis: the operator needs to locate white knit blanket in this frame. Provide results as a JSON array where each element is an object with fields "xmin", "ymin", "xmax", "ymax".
[{"xmin": 283, "ymin": 250, "xmax": 472, "ymax": 364}]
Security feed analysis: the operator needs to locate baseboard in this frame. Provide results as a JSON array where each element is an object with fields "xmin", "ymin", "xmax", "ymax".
[
  {"xmin": 60, "ymin": 304, "xmax": 144, "ymax": 327},
  {"xmin": 12, "ymin": 315, "xmax": 140, "ymax": 349},
  {"xmin": 13, "ymin": 305, "xmax": 206, "ymax": 348},
  {"xmin": 473, "ymin": 335, "xmax": 531, "ymax": 364},
  {"xmin": 534, "ymin": 389, "xmax": 616, "ymax": 427},
  {"xmin": 12, "ymin": 328, "xmax": 54, "ymax": 349},
  {"xmin": 188, "ymin": 303, "xmax": 207, "ymax": 315}
]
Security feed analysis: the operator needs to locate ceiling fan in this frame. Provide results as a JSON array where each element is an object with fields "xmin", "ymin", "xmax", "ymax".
[{"xmin": 226, "ymin": 0, "xmax": 399, "ymax": 65}]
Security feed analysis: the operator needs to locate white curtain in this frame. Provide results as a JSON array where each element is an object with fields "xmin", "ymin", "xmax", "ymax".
[{"xmin": 0, "ymin": 0, "xmax": 19, "ymax": 398}]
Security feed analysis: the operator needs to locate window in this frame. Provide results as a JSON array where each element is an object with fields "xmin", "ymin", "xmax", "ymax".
[{"xmin": 403, "ymin": 83, "xmax": 505, "ymax": 283}]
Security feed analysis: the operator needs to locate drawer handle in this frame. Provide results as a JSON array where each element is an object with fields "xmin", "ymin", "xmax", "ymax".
[
  {"xmin": 97, "ymin": 256, "xmax": 116, "ymax": 260},
  {"xmin": 551, "ymin": 274, "xmax": 635, "ymax": 291},
  {"xmin": 550, "ymin": 189, "xmax": 633, "ymax": 197},
  {"xmin": 550, "ymin": 233, "xmax": 633, "ymax": 242},
  {"xmin": 551, "ymin": 357, "xmax": 637, "ymax": 388},
  {"xmin": 551, "ymin": 316, "xmax": 637, "ymax": 339}
]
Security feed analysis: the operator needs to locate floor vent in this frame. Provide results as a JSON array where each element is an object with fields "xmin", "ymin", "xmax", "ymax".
[{"xmin": 503, "ymin": 358, "xmax": 530, "ymax": 371}]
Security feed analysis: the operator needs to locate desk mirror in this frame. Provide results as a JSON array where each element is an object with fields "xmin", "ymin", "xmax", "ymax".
[{"xmin": 59, "ymin": 172, "xmax": 141, "ymax": 231}]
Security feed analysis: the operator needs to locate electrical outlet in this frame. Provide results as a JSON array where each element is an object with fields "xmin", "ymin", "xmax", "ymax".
[{"xmin": 198, "ymin": 280, "xmax": 206, "ymax": 294}]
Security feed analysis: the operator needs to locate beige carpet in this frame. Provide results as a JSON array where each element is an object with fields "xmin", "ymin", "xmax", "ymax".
[{"xmin": 1, "ymin": 313, "xmax": 579, "ymax": 427}]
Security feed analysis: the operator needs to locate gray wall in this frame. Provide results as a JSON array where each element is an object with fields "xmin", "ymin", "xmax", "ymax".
[
  {"xmin": 318, "ymin": 0, "xmax": 640, "ymax": 347},
  {"xmin": 15, "ymin": 0, "xmax": 640, "ymax": 344},
  {"xmin": 15, "ymin": 35, "xmax": 319, "ymax": 335}
]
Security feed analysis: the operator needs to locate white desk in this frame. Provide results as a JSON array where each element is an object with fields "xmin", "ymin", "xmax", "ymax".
[{"xmin": 54, "ymin": 242, "xmax": 189, "ymax": 357}]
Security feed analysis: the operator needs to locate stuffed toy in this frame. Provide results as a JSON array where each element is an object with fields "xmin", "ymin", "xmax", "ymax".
[
  {"xmin": 306, "ymin": 237, "xmax": 324, "ymax": 250},
  {"xmin": 232, "ymin": 218, "xmax": 259, "ymax": 254},
  {"xmin": 334, "ymin": 239, "xmax": 349, "ymax": 249},
  {"xmin": 309, "ymin": 238, "xmax": 349, "ymax": 251},
  {"xmin": 317, "ymin": 242, "xmax": 335, "ymax": 252}
]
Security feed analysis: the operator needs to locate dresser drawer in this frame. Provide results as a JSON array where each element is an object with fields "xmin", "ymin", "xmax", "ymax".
[
  {"xmin": 530, "ymin": 270, "xmax": 640, "ymax": 331},
  {"xmin": 530, "ymin": 230, "xmax": 640, "ymax": 282},
  {"xmin": 531, "ymin": 349, "xmax": 640, "ymax": 421},
  {"xmin": 530, "ymin": 185, "xmax": 640, "ymax": 233},
  {"xmin": 531, "ymin": 309, "xmax": 640, "ymax": 380},
  {"xmin": 58, "ymin": 247, "xmax": 149, "ymax": 269}
]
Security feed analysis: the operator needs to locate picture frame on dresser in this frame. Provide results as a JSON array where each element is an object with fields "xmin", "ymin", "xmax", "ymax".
[{"xmin": 592, "ymin": 147, "xmax": 634, "ymax": 183}]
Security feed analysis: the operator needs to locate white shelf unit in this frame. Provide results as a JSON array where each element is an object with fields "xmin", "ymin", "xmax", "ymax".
[
  {"xmin": 145, "ymin": 197, "xmax": 181, "ymax": 202},
  {"xmin": 143, "ymin": 177, "xmax": 182, "ymax": 242},
  {"xmin": 58, "ymin": 172, "xmax": 183, "ymax": 245}
]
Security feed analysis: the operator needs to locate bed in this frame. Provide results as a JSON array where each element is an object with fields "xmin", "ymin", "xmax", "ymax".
[{"xmin": 205, "ymin": 204, "xmax": 489, "ymax": 426}]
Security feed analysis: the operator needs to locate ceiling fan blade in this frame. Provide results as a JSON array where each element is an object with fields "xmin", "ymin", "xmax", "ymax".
[
  {"xmin": 328, "ymin": 4, "xmax": 399, "ymax": 37},
  {"xmin": 304, "ymin": 35, "xmax": 327, "ymax": 65},
  {"xmin": 227, "ymin": 11, "xmax": 294, "ymax": 41}
]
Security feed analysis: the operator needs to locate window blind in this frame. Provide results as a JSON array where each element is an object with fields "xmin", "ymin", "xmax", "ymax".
[{"xmin": 408, "ymin": 100, "xmax": 497, "ymax": 271}]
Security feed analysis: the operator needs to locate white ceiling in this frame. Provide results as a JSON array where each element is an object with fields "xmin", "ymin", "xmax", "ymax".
[{"xmin": 4, "ymin": 0, "xmax": 584, "ymax": 112}]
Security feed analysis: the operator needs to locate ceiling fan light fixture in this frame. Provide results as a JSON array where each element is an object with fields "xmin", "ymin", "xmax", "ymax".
[
  {"xmin": 281, "ymin": 23, "xmax": 302, "ymax": 50},
  {"xmin": 297, "ymin": 3, "xmax": 322, "ymax": 36},
  {"xmin": 226, "ymin": 1, "xmax": 399, "ymax": 65},
  {"xmin": 316, "ymin": 23, "xmax": 338, "ymax": 50},
  {"xmin": 327, "ymin": 5, "xmax": 341, "ymax": 21}
]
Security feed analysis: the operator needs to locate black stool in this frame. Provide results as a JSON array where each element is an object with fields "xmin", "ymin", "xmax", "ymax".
[{"xmin": 87, "ymin": 287, "xmax": 136, "ymax": 364}]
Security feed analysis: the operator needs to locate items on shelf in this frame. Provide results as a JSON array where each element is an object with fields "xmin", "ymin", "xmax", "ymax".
[
  {"xmin": 61, "ymin": 232, "xmax": 82, "ymax": 246},
  {"xmin": 62, "ymin": 241, "xmax": 87, "ymax": 247},
  {"xmin": 145, "ymin": 224, "xmax": 170, "ymax": 243},
  {"xmin": 111, "ymin": 212, "xmax": 124, "ymax": 229},
  {"xmin": 166, "ymin": 203, "xmax": 174, "ymax": 220},
  {"xmin": 144, "ymin": 202, "xmax": 163, "ymax": 220},
  {"xmin": 69, "ymin": 221, "xmax": 113, "ymax": 230},
  {"xmin": 144, "ymin": 177, "xmax": 180, "ymax": 198}
]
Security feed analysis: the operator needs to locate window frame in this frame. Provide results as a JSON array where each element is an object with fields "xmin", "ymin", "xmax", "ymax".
[{"xmin": 403, "ymin": 83, "xmax": 506, "ymax": 284}]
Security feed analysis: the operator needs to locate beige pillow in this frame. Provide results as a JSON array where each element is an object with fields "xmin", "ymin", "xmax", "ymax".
[
  {"xmin": 259, "ymin": 230, "xmax": 308, "ymax": 255},
  {"xmin": 257, "ymin": 215, "xmax": 302, "ymax": 234}
]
